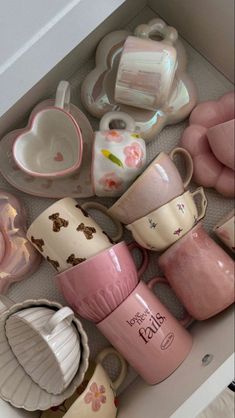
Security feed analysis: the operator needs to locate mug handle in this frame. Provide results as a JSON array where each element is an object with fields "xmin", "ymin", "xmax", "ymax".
[
  {"xmin": 99, "ymin": 111, "xmax": 136, "ymax": 132},
  {"xmin": 147, "ymin": 277, "xmax": 193, "ymax": 327},
  {"xmin": 81, "ymin": 201, "xmax": 123, "ymax": 242},
  {"xmin": 191, "ymin": 187, "xmax": 208, "ymax": 221},
  {"xmin": 127, "ymin": 242, "xmax": 149, "ymax": 278},
  {"xmin": 44, "ymin": 307, "xmax": 74, "ymax": 334},
  {"xmin": 169, "ymin": 147, "xmax": 193, "ymax": 188},
  {"xmin": 95, "ymin": 347, "xmax": 127, "ymax": 391},
  {"xmin": 134, "ymin": 18, "xmax": 178, "ymax": 46},
  {"xmin": 55, "ymin": 80, "xmax": 71, "ymax": 109}
]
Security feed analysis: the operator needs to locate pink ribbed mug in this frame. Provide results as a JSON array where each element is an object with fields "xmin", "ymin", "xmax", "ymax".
[
  {"xmin": 97, "ymin": 280, "xmax": 192, "ymax": 384},
  {"xmin": 158, "ymin": 223, "xmax": 235, "ymax": 320},
  {"xmin": 56, "ymin": 241, "xmax": 149, "ymax": 322}
]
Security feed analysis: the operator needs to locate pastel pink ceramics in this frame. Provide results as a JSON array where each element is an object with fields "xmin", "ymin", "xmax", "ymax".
[
  {"xmin": 92, "ymin": 112, "xmax": 146, "ymax": 197},
  {"xmin": 158, "ymin": 223, "xmax": 235, "ymax": 320},
  {"xmin": 0, "ymin": 190, "xmax": 41, "ymax": 293},
  {"xmin": 180, "ymin": 91, "xmax": 235, "ymax": 197},
  {"xmin": 13, "ymin": 81, "xmax": 83, "ymax": 178},
  {"xmin": 56, "ymin": 241, "xmax": 148, "ymax": 322},
  {"xmin": 97, "ymin": 281, "xmax": 192, "ymax": 384}
]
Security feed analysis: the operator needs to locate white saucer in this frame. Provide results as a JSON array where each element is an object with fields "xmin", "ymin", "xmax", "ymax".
[
  {"xmin": 0, "ymin": 299, "xmax": 89, "ymax": 411},
  {"xmin": 0, "ymin": 100, "xmax": 94, "ymax": 198}
]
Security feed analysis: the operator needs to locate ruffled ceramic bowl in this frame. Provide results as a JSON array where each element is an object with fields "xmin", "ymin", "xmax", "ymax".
[
  {"xmin": 180, "ymin": 91, "xmax": 234, "ymax": 197},
  {"xmin": 0, "ymin": 190, "xmax": 41, "ymax": 293},
  {"xmin": 0, "ymin": 299, "xmax": 89, "ymax": 411}
]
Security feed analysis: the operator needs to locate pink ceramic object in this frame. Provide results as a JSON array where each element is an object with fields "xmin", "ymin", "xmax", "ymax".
[
  {"xmin": 158, "ymin": 223, "xmax": 235, "ymax": 321},
  {"xmin": 97, "ymin": 280, "xmax": 192, "ymax": 384},
  {"xmin": 0, "ymin": 190, "xmax": 41, "ymax": 293},
  {"xmin": 207, "ymin": 119, "xmax": 235, "ymax": 170},
  {"xmin": 213, "ymin": 209, "xmax": 235, "ymax": 253},
  {"xmin": 180, "ymin": 91, "xmax": 235, "ymax": 197},
  {"xmin": 56, "ymin": 241, "xmax": 149, "ymax": 322}
]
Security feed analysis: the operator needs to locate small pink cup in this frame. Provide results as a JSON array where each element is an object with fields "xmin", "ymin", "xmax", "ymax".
[
  {"xmin": 158, "ymin": 223, "xmax": 235, "ymax": 320},
  {"xmin": 97, "ymin": 280, "xmax": 192, "ymax": 384},
  {"xmin": 56, "ymin": 241, "xmax": 149, "ymax": 322}
]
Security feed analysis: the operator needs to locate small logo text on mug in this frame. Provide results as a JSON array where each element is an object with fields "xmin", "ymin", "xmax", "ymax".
[{"xmin": 126, "ymin": 309, "xmax": 167, "ymax": 344}]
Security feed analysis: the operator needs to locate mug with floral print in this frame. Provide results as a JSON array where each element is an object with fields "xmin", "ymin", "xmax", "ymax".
[
  {"xmin": 40, "ymin": 347, "xmax": 127, "ymax": 418},
  {"xmin": 92, "ymin": 111, "xmax": 146, "ymax": 197}
]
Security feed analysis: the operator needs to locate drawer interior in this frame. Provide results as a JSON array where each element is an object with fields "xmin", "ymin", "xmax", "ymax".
[{"xmin": 0, "ymin": 2, "xmax": 234, "ymax": 418}]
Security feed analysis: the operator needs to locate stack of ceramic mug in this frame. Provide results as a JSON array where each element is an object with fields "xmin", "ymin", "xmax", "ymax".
[{"xmin": 27, "ymin": 195, "xmax": 195, "ymax": 385}]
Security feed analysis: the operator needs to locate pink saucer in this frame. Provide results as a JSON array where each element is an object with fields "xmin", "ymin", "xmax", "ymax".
[
  {"xmin": 0, "ymin": 101, "xmax": 94, "ymax": 198},
  {"xmin": 180, "ymin": 92, "xmax": 235, "ymax": 197},
  {"xmin": 0, "ymin": 190, "xmax": 41, "ymax": 293}
]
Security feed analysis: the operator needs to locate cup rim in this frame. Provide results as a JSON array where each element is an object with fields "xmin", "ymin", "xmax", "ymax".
[
  {"xmin": 55, "ymin": 241, "xmax": 126, "ymax": 279},
  {"xmin": 6, "ymin": 307, "xmax": 76, "ymax": 389},
  {"xmin": 108, "ymin": 152, "xmax": 165, "ymax": 212},
  {"xmin": 127, "ymin": 189, "xmax": 193, "ymax": 227},
  {"xmin": 213, "ymin": 208, "xmax": 235, "ymax": 230},
  {"xmin": 13, "ymin": 106, "xmax": 83, "ymax": 178}
]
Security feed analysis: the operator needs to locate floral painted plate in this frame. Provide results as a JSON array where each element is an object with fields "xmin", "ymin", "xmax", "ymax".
[
  {"xmin": 81, "ymin": 19, "xmax": 197, "ymax": 142},
  {"xmin": 0, "ymin": 101, "xmax": 94, "ymax": 198}
]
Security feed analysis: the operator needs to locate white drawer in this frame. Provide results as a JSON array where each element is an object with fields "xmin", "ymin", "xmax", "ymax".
[{"xmin": 0, "ymin": 1, "xmax": 234, "ymax": 417}]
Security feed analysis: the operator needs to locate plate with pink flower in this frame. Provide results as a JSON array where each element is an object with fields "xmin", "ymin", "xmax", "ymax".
[{"xmin": 0, "ymin": 100, "xmax": 94, "ymax": 198}]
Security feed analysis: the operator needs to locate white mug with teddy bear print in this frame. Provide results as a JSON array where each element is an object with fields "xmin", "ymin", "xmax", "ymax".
[{"xmin": 27, "ymin": 197, "xmax": 123, "ymax": 273}]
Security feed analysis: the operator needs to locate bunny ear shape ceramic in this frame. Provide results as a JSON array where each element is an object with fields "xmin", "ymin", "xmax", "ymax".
[
  {"xmin": 0, "ymin": 190, "xmax": 41, "ymax": 293},
  {"xmin": 81, "ymin": 18, "xmax": 197, "ymax": 142}
]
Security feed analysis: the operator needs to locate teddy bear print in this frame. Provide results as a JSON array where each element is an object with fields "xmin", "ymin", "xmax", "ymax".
[
  {"xmin": 48, "ymin": 213, "xmax": 69, "ymax": 232},
  {"xmin": 66, "ymin": 254, "xmax": 86, "ymax": 266},
  {"xmin": 46, "ymin": 256, "xmax": 60, "ymax": 271},
  {"xmin": 75, "ymin": 204, "xmax": 89, "ymax": 218},
  {"xmin": 76, "ymin": 223, "xmax": 96, "ymax": 239},
  {"xmin": 31, "ymin": 236, "xmax": 45, "ymax": 252}
]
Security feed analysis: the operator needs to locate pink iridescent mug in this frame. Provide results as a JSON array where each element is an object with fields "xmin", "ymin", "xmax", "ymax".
[
  {"xmin": 158, "ymin": 223, "xmax": 235, "ymax": 320},
  {"xmin": 56, "ymin": 241, "xmax": 149, "ymax": 323},
  {"xmin": 97, "ymin": 280, "xmax": 192, "ymax": 384}
]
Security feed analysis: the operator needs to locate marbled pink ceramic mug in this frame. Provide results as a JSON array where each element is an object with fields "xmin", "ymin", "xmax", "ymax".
[
  {"xmin": 158, "ymin": 222, "xmax": 235, "ymax": 320},
  {"xmin": 56, "ymin": 241, "xmax": 149, "ymax": 323},
  {"xmin": 97, "ymin": 280, "xmax": 192, "ymax": 384},
  {"xmin": 115, "ymin": 18, "xmax": 178, "ymax": 110},
  {"xmin": 108, "ymin": 147, "xmax": 193, "ymax": 224}
]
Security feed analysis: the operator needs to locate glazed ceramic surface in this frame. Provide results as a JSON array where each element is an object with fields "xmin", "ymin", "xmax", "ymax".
[
  {"xmin": 6, "ymin": 306, "xmax": 80, "ymax": 395},
  {"xmin": 13, "ymin": 81, "xmax": 83, "ymax": 178},
  {"xmin": 97, "ymin": 281, "xmax": 192, "ymax": 385},
  {"xmin": 108, "ymin": 147, "xmax": 193, "ymax": 224},
  {"xmin": 115, "ymin": 26, "xmax": 177, "ymax": 110},
  {"xmin": 0, "ymin": 100, "xmax": 94, "ymax": 198},
  {"xmin": 93, "ymin": 112, "xmax": 146, "ymax": 196},
  {"xmin": 127, "ymin": 188, "xmax": 207, "ymax": 251},
  {"xmin": 56, "ymin": 241, "xmax": 148, "ymax": 322},
  {"xmin": 158, "ymin": 223, "xmax": 235, "ymax": 320},
  {"xmin": 213, "ymin": 209, "xmax": 235, "ymax": 253},
  {"xmin": 27, "ymin": 198, "xmax": 122, "ymax": 272},
  {"xmin": 0, "ymin": 190, "xmax": 41, "ymax": 294},
  {"xmin": 180, "ymin": 91, "xmax": 235, "ymax": 197},
  {"xmin": 207, "ymin": 119, "xmax": 235, "ymax": 170},
  {"xmin": 41, "ymin": 348, "xmax": 127, "ymax": 418},
  {"xmin": 81, "ymin": 18, "xmax": 197, "ymax": 142},
  {"xmin": 0, "ymin": 299, "xmax": 89, "ymax": 411}
]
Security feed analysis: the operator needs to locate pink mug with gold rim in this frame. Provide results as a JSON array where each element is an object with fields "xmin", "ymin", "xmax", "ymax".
[
  {"xmin": 97, "ymin": 280, "xmax": 193, "ymax": 384},
  {"xmin": 56, "ymin": 241, "xmax": 149, "ymax": 323}
]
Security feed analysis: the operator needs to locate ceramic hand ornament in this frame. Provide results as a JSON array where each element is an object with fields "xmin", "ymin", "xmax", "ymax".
[{"xmin": 0, "ymin": 190, "xmax": 41, "ymax": 293}]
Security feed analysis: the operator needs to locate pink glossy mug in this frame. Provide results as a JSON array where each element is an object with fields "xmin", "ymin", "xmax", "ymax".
[
  {"xmin": 158, "ymin": 222, "xmax": 235, "ymax": 320},
  {"xmin": 56, "ymin": 241, "xmax": 149, "ymax": 323},
  {"xmin": 97, "ymin": 280, "xmax": 193, "ymax": 384}
]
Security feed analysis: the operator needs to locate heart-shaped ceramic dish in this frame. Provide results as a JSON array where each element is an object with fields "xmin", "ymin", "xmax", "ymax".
[
  {"xmin": 0, "ymin": 190, "xmax": 41, "ymax": 293},
  {"xmin": 13, "ymin": 106, "xmax": 83, "ymax": 178}
]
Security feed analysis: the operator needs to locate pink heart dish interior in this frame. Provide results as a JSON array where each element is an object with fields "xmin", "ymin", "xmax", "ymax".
[{"xmin": 13, "ymin": 107, "xmax": 83, "ymax": 178}]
